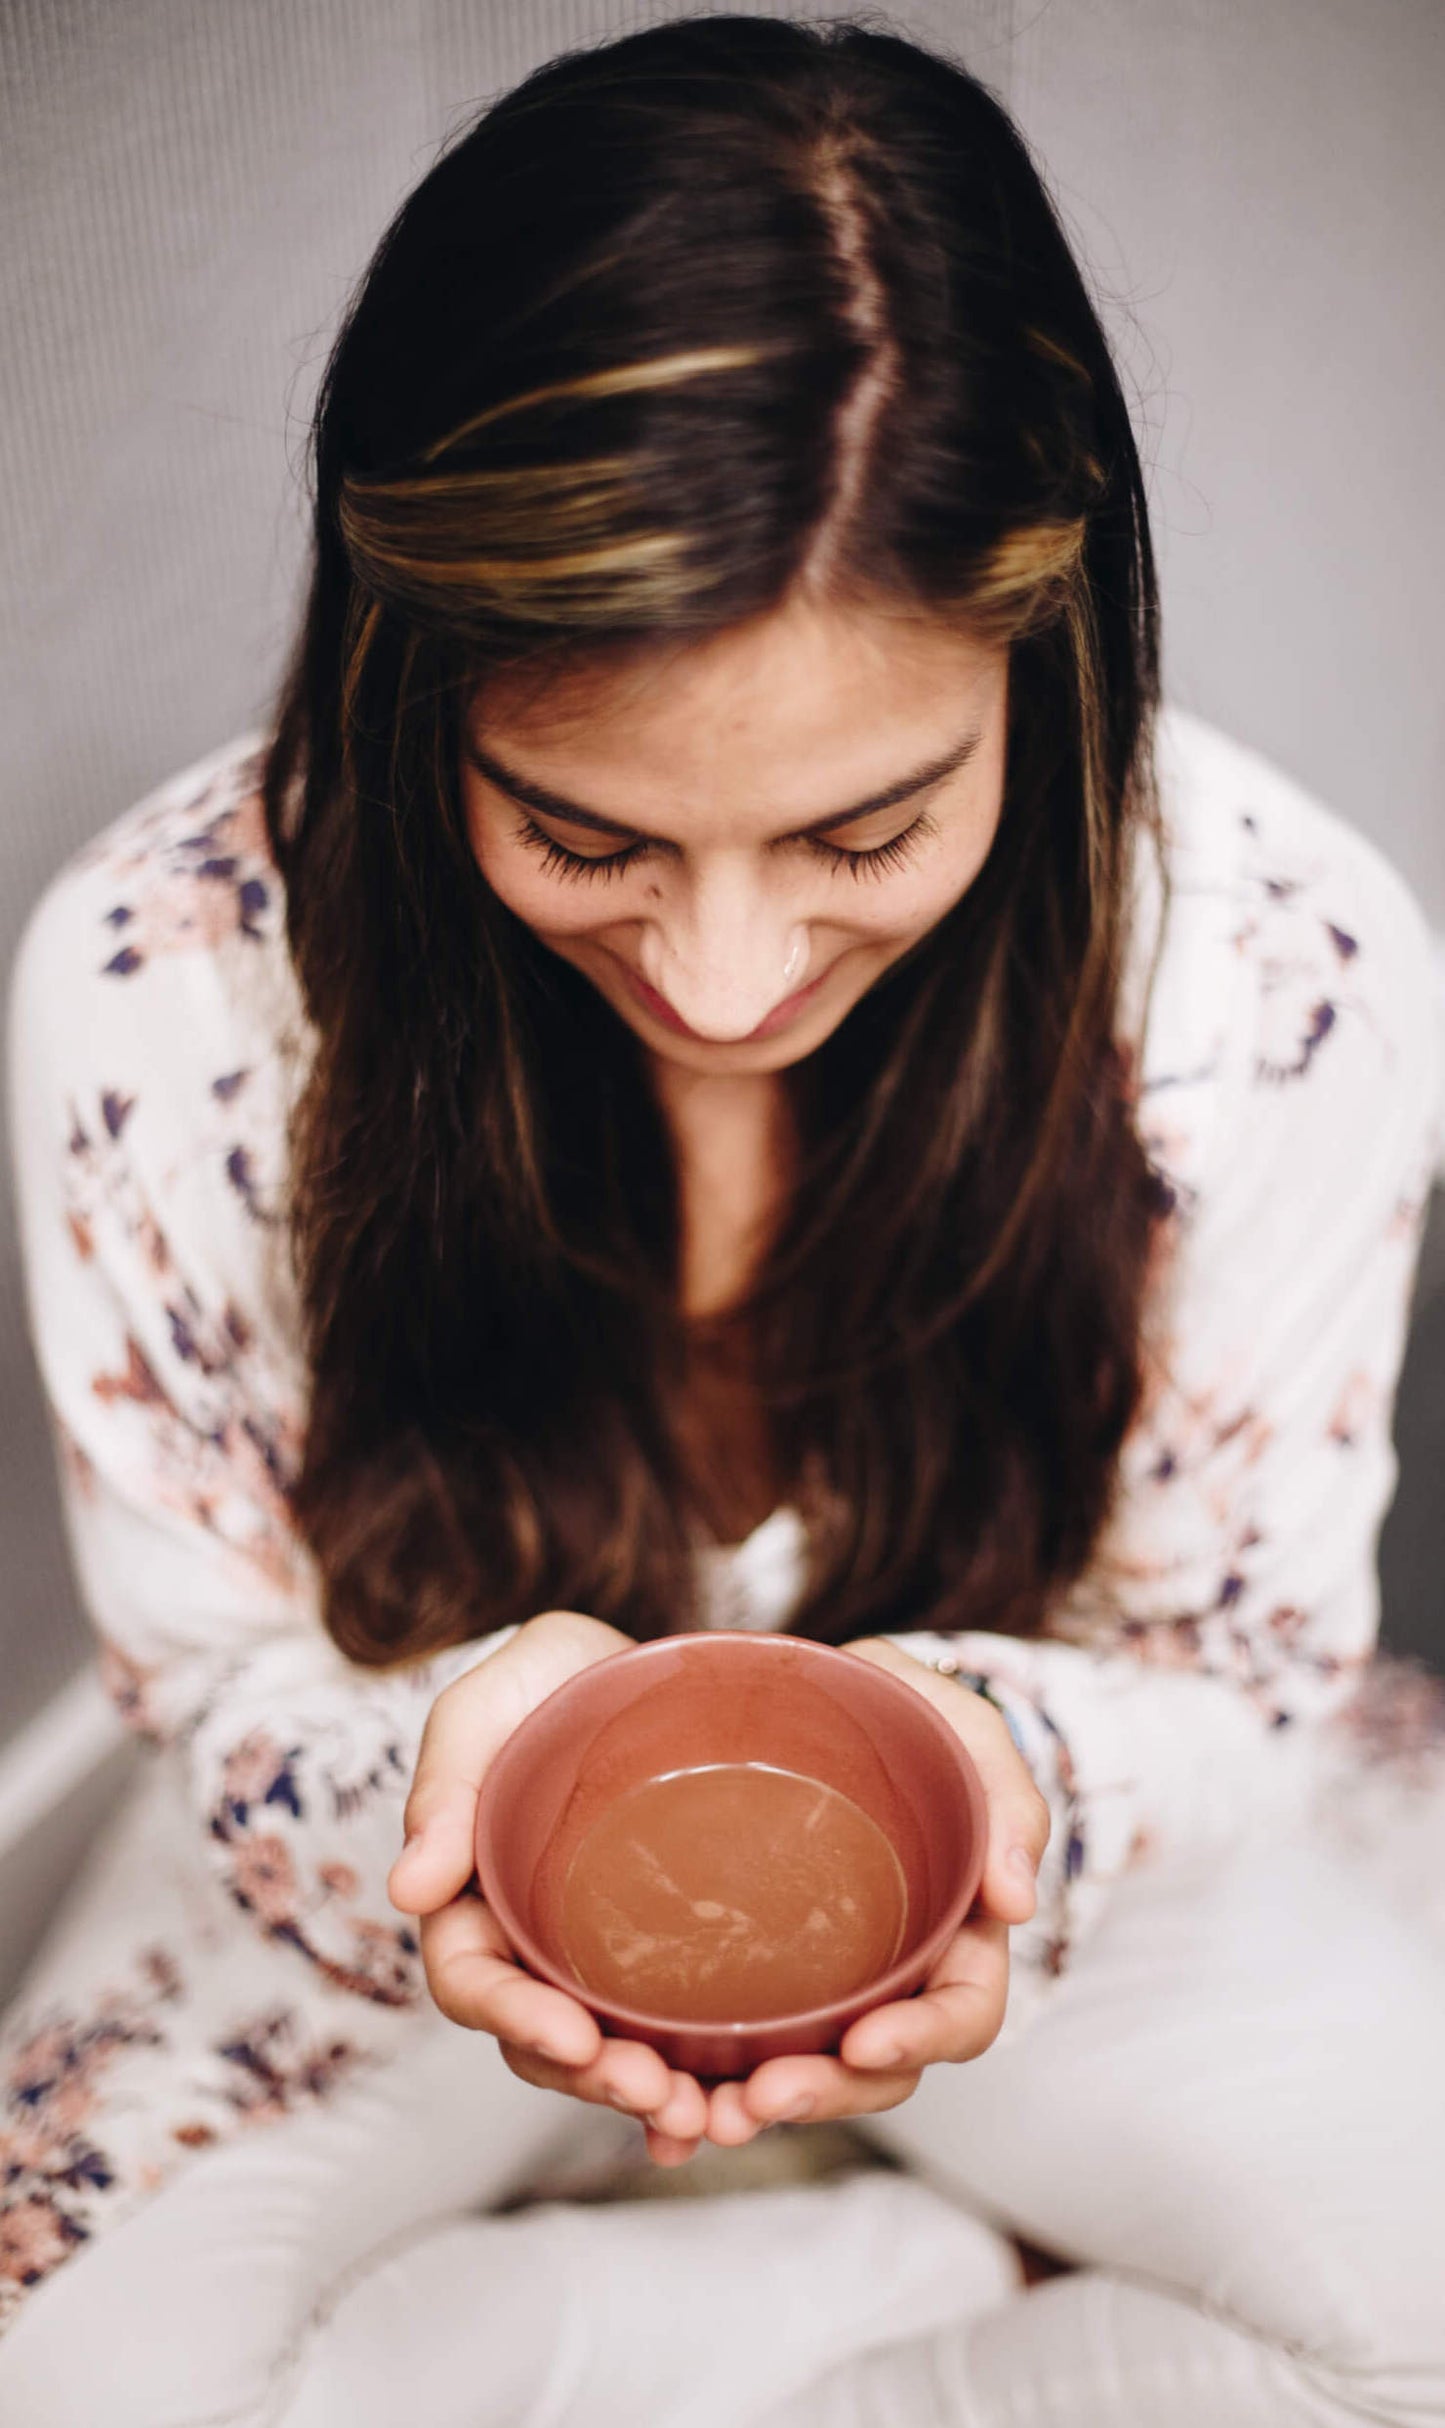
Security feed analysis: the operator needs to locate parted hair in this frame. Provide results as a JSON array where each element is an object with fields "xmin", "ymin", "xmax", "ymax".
[{"xmin": 259, "ymin": 13, "xmax": 1171, "ymax": 1667}]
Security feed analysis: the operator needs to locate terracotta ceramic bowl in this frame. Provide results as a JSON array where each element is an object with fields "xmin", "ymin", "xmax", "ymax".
[{"xmin": 473, "ymin": 1632, "xmax": 988, "ymax": 2079}]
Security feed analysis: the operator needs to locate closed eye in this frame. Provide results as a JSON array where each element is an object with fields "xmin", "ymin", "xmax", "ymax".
[{"xmin": 510, "ymin": 809, "xmax": 939, "ymax": 883}]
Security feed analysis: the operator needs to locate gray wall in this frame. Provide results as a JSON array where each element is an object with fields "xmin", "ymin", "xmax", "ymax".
[{"xmin": 3, "ymin": 0, "xmax": 1442, "ymax": 1746}]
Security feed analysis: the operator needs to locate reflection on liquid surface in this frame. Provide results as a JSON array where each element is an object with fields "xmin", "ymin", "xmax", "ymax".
[{"xmin": 557, "ymin": 1762, "xmax": 908, "ymax": 2023}]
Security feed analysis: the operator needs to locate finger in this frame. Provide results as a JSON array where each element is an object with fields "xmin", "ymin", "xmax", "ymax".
[
  {"xmin": 499, "ymin": 2034, "xmax": 678, "ymax": 2120},
  {"xmin": 417, "ymin": 1892, "xmax": 602, "ymax": 2064},
  {"xmin": 839, "ymin": 1918, "xmax": 1011, "ymax": 2071},
  {"xmin": 711, "ymin": 1922, "xmax": 1010, "ymax": 2129},
  {"xmin": 846, "ymin": 1639, "xmax": 1051, "ymax": 1922},
  {"xmin": 387, "ymin": 1611, "xmax": 626, "ymax": 1913},
  {"xmin": 705, "ymin": 2078, "xmax": 770, "ymax": 2145},
  {"xmin": 645, "ymin": 2069, "xmax": 711, "ymax": 2143},
  {"xmin": 643, "ymin": 2124, "xmax": 704, "ymax": 2167},
  {"xmin": 707, "ymin": 2052, "xmax": 923, "ymax": 2139},
  {"xmin": 385, "ymin": 1641, "xmax": 537, "ymax": 1914}
]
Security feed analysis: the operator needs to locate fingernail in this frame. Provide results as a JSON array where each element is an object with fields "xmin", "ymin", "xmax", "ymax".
[
  {"xmin": 772, "ymin": 2096, "xmax": 814, "ymax": 2123},
  {"xmin": 865, "ymin": 2042, "xmax": 904, "ymax": 2068},
  {"xmin": 1008, "ymin": 1844, "xmax": 1038, "ymax": 1883},
  {"xmin": 531, "ymin": 2037, "xmax": 574, "ymax": 2065},
  {"xmin": 604, "ymin": 2088, "xmax": 639, "ymax": 2112}
]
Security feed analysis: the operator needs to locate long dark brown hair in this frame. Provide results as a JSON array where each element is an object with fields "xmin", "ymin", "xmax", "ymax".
[{"xmin": 260, "ymin": 14, "xmax": 1171, "ymax": 1669}]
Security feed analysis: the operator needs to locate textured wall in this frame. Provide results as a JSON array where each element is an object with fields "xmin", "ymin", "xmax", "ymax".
[
  {"xmin": 1006, "ymin": 0, "xmax": 1445, "ymax": 922},
  {"xmin": 2, "ymin": 0, "xmax": 1441, "ymax": 1746}
]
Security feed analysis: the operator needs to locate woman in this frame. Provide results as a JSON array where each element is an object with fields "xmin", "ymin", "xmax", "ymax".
[{"xmin": 2, "ymin": 15, "xmax": 1443, "ymax": 2425}]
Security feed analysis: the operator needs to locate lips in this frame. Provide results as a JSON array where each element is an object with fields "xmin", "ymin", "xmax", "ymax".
[
  {"xmin": 622, "ymin": 969, "xmax": 704, "ymax": 1036},
  {"xmin": 620, "ymin": 963, "xmax": 827, "ymax": 1042},
  {"xmin": 745, "ymin": 968, "xmax": 829, "ymax": 1039}
]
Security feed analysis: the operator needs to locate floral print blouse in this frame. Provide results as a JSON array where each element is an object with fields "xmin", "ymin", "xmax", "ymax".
[{"xmin": 1, "ymin": 705, "xmax": 1440, "ymax": 2323}]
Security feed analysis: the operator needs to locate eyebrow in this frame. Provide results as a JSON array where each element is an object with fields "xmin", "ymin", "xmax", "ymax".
[{"xmin": 463, "ymin": 725, "xmax": 983, "ymax": 844}]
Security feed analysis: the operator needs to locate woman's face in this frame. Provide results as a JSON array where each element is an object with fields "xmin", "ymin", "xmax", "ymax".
[{"xmin": 461, "ymin": 595, "xmax": 1009, "ymax": 1079}]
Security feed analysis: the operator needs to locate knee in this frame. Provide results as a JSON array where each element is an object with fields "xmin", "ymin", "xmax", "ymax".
[
  {"xmin": 1295, "ymin": 2348, "xmax": 1445, "ymax": 2428},
  {"xmin": 1111, "ymin": 2127, "xmax": 1445, "ymax": 2428},
  {"xmin": 1287, "ymin": 2292, "xmax": 1445, "ymax": 2428},
  {"xmin": 0, "ymin": 2215, "xmax": 291, "ymax": 2428}
]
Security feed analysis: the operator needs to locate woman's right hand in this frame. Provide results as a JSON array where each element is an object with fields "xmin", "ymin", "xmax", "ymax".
[{"xmin": 385, "ymin": 1610, "xmax": 710, "ymax": 2165}]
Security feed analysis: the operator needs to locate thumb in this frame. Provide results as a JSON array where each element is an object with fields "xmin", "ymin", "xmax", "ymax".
[
  {"xmin": 386, "ymin": 1610, "xmax": 630, "ymax": 1914},
  {"xmin": 844, "ymin": 1636, "xmax": 1051, "ymax": 1925}
]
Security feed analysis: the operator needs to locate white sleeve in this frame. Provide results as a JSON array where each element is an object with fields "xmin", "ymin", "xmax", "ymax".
[
  {"xmin": 7, "ymin": 868, "xmax": 517, "ymax": 2012},
  {"xmin": 886, "ymin": 790, "xmax": 1442, "ymax": 1995}
]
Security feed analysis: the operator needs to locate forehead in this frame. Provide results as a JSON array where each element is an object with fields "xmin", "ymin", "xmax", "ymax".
[{"xmin": 470, "ymin": 598, "xmax": 1002, "ymax": 814}]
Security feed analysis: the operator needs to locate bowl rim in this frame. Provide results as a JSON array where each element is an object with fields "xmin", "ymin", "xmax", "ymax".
[{"xmin": 473, "ymin": 1630, "xmax": 989, "ymax": 2041}]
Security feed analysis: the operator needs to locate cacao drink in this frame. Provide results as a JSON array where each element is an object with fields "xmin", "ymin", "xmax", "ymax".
[{"xmin": 557, "ymin": 1761, "xmax": 909, "ymax": 2023}]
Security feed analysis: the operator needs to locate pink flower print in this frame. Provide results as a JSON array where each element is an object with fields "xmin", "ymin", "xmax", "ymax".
[
  {"xmin": 230, "ymin": 1833, "xmax": 299, "ymax": 1928},
  {"xmin": 1, "ymin": 2119, "xmax": 56, "ymax": 2173},
  {"xmin": 223, "ymin": 1730, "xmax": 288, "ymax": 1808},
  {"xmin": 139, "ymin": 1945, "xmax": 184, "ymax": 2003},
  {"xmin": 1212, "ymin": 1405, "xmax": 1272, "ymax": 1464},
  {"xmin": 44, "ymin": 2073, "xmax": 97, "ymax": 2136},
  {"xmin": 95, "ymin": 1633, "xmax": 165, "ymax": 1741},
  {"xmin": 223, "ymin": 1297, "xmax": 254, "ymax": 1349},
  {"xmin": 5, "ymin": 2022, "xmax": 70, "ymax": 2099},
  {"xmin": 224, "ymin": 782, "xmax": 272, "ymax": 867},
  {"xmin": 92, "ymin": 1335, "xmax": 172, "ymax": 1412},
  {"xmin": 137, "ymin": 1206, "xmax": 171, "ymax": 1277},
  {"xmin": 234, "ymin": 2096, "xmax": 291, "ymax": 2130},
  {"xmin": 337, "ymin": 1918, "xmax": 420, "ymax": 2007},
  {"xmin": 318, "ymin": 1861, "xmax": 360, "ymax": 1899},
  {"xmin": 350, "ymin": 1917, "xmax": 411, "ymax": 1963},
  {"xmin": 0, "ymin": 2194, "xmax": 80, "ymax": 2288},
  {"xmin": 233, "ymin": 1521, "xmax": 308, "ymax": 1600},
  {"xmin": 226, "ymin": 1417, "xmax": 303, "ymax": 1528},
  {"xmin": 1265, "ymin": 1605, "xmax": 1309, "ymax": 1647},
  {"xmin": 107, "ymin": 872, "xmax": 255, "ymax": 968},
  {"xmin": 213, "ymin": 2008, "xmax": 366, "ymax": 2115},
  {"xmin": 1121, "ymin": 1617, "xmax": 1206, "ymax": 1671},
  {"xmin": 1327, "ymin": 1368, "xmax": 1379, "ymax": 1449}
]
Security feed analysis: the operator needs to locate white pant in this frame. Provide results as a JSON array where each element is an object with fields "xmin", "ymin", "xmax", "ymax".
[{"xmin": 3, "ymin": 1823, "xmax": 1444, "ymax": 2427}]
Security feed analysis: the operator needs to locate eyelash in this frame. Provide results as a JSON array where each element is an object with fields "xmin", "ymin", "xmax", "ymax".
[{"xmin": 511, "ymin": 809, "xmax": 939, "ymax": 884}]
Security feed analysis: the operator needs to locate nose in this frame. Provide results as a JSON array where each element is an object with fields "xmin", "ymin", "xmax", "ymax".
[{"xmin": 638, "ymin": 864, "xmax": 810, "ymax": 1041}]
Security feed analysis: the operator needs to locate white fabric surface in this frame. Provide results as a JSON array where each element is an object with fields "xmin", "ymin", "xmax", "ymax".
[{"xmin": 3, "ymin": 1758, "xmax": 1444, "ymax": 2425}]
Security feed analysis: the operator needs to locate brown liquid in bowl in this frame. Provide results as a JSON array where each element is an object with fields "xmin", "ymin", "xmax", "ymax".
[{"xmin": 556, "ymin": 1762, "xmax": 909, "ymax": 2023}]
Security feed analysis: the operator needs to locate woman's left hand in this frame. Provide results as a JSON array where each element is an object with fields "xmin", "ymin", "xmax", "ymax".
[{"xmin": 698, "ymin": 1636, "xmax": 1051, "ymax": 2151}]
